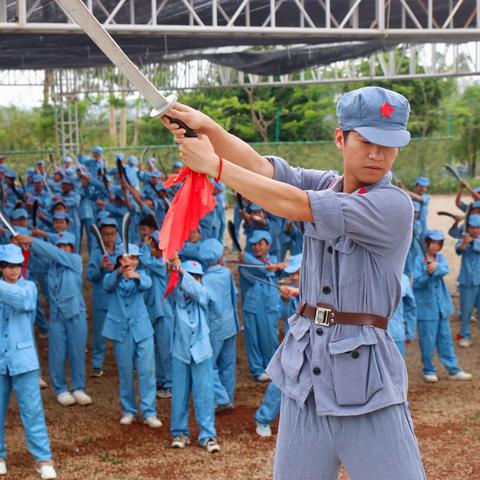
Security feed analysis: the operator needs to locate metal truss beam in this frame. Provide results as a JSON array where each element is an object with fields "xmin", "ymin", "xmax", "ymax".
[
  {"xmin": 1, "ymin": 42, "xmax": 479, "ymax": 91},
  {"xmin": 0, "ymin": 0, "xmax": 480, "ymax": 40}
]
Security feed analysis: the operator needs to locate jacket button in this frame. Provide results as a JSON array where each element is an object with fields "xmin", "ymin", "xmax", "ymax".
[
  {"xmin": 322, "ymin": 286, "xmax": 331, "ymax": 294},
  {"xmin": 316, "ymin": 327, "xmax": 323, "ymax": 336},
  {"xmin": 313, "ymin": 367, "xmax": 321, "ymax": 375},
  {"xmin": 327, "ymin": 246, "xmax": 333, "ymax": 254},
  {"xmin": 351, "ymin": 351, "xmax": 360, "ymax": 359}
]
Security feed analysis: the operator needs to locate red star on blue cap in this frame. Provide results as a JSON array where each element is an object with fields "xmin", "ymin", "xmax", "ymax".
[{"xmin": 380, "ymin": 101, "xmax": 395, "ymax": 119}]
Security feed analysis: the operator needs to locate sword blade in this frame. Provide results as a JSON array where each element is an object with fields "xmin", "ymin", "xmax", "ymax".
[{"xmin": 55, "ymin": 0, "xmax": 173, "ymax": 113}]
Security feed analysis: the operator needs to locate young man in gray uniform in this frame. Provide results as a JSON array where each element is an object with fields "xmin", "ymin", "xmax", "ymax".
[{"xmin": 162, "ymin": 86, "xmax": 426, "ymax": 480}]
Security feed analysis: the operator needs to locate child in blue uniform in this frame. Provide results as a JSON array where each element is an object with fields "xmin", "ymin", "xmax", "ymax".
[
  {"xmin": 255, "ymin": 254, "xmax": 301, "ymax": 438},
  {"xmin": 138, "ymin": 225, "xmax": 174, "ymax": 399},
  {"xmin": 455, "ymin": 214, "xmax": 480, "ymax": 347},
  {"xmin": 86, "ymin": 218, "xmax": 123, "ymax": 377},
  {"xmin": 413, "ymin": 230, "xmax": 472, "ymax": 382},
  {"xmin": 0, "ymin": 244, "xmax": 57, "ymax": 480},
  {"xmin": 170, "ymin": 260, "xmax": 220, "ymax": 453},
  {"xmin": 202, "ymin": 238, "xmax": 239, "ymax": 410},
  {"xmin": 102, "ymin": 244, "xmax": 161, "ymax": 428},
  {"xmin": 16, "ymin": 231, "xmax": 93, "ymax": 407},
  {"xmin": 239, "ymin": 230, "xmax": 281, "ymax": 381}
]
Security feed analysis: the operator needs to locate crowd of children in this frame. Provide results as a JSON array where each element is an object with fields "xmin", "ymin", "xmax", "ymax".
[
  {"xmin": 0, "ymin": 150, "xmax": 302, "ymax": 478},
  {"xmin": 0, "ymin": 149, "xmax": 477, "ymax": 478}
]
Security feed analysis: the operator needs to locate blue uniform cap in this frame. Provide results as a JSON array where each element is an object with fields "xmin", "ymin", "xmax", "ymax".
[
  {"xmin": 150, "ymin": 230, "xmax": 160, "ymax": 243},
  {"xmin": 412, "ymin": 200, "xmax": 421, "ymax": 212},
  {"xmin": 415, "ymin": 176, "xmax": 430, "ymax": 187},
  {"xmin": 0, "ymin": 244, "xmax": 24, "ymax": 264},
  {"xmin": 471, "ymin": 200, "xmax": 480, "ymax": 210},
  {"xmin": 249, "ymin": 230, "xmax": 272, "ymax": 245},
  {"xmin": 337, "ymin": 86, "xmax": 411, "ymax": 148},
  {"xmin": 55, "ymin": 232, "xmax": 76, "ymax": 246},
  {"xmin": 284, "ymin": 254, "xmax": 303, "ymax": 274},
  {"xmin": 201, "ymin": 238, "xmax": 224, "ymax": 266},
  {"xmin": 62, "ymin": 155, "xmax": 73, "ymax": 164},
  {"xmin": 154, "ymin": 182, "xmax": 166, "ymax": 192},
  {"xmin": 11, "ymin": 209, "xmax": 28, "ymax": 220},
  {"xmin": 249, "ymin": 203, "xmax": 263, "ymax": 213},
  {"xmin": 96, "ymin": 210, "xmax": 111, "ymax": 222},
  {"xmin": 0, "ymin": 166, "xmax": 6, "ymax": 173},
  {"xmin": 125, "ymin": 243, "xmax": 142, "ymax": 256},
  {"xmin": 99, "ymin": 217, "xmax": 117, "ymax": 228},
  {"xmin": 32, "ymin": 174, "xmax": 43, "ymax": 183},
  {"xmin": 128, "ymin": 155, "xmax": 138, "ymax": 167},
  {"xmin": 91, "ymin": 146, "xmax": 103, "ymax": 154},
  {"xmin": 183, "ymin": 260, "xmax": 204, "ymax": 276},
  {"xmin": 468, "ymin": 214, "xmax": 480, "ymax": 228},
  {"xmin": 147, "ymin": 157, "xmax": 157, "ymax": 164},
  {"xmin": 5, "ymin": 170, "xmax": 16, "ymax": 179},
  {"xmin": 173, "ymin": 160, "xmax": 183, "ymax": 168},
  {"xmin": 116, "ymin": 153, "xmax": 125, "ymax": 161},
  {"xmin": 27, "ymin": 167, "xmax": 35, "ymax": 175},
  {"xmin": 425, "ymin": 230, "xmax": 445, "ymax": 241},
  {"xmin": 61, "ymin": 178, "xmax": 74, "ymax": 185},
  {"xmin": 149, "ymin": 171, "xmax": 162, "ymax": 179},
  {"xmin": 36, "ymin": 160, "xmax": 45, "ymax": 166},
  {"xmin": 53, "ymin": 211, "xmax": 69, "ymax": 222}
]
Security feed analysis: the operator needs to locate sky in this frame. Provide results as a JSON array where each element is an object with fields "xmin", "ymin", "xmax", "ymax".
[{"xmin": 0, "ymin": 85, "xmax": 44, "ymax": 108}]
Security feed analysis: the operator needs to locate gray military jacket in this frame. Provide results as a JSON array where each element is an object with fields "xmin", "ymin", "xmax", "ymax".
[{"xmin": 266, "ymin": 156, "xmax": 413, "ymax": 416}]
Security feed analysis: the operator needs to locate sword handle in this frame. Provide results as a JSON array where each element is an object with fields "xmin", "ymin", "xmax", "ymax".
[{"xmin": 165, "ymin": 116, "xmax": 197, "ymax": 138}]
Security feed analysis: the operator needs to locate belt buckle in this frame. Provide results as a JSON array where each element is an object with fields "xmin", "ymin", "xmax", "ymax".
[{"xmin": 314, "ymin": 306, "xmax": 331, "ymax": 326}]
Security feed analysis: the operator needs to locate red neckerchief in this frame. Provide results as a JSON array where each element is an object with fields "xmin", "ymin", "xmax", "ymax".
[{"xmin": 159, "ymin": 167, "xmax": 216, "ymax": 261}]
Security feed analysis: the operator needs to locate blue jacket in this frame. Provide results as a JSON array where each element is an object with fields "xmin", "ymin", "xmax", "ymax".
[
  {"xmin": 139, "ymin": 244, "xmax": 173, "ymax": 320},
  {"xmin": 172, "ymin": 272, "xmax": 212, "ymax": 364},
  {"xmin": 102, "ymin": 269, "xmax": 153, "ymax": 342},
  {"xmin": 413, "ymin": 253, "xmax": 453, "ymax": 320},
  {"xmin": 388, "ymin": 274, "xmax": 417, "ymax": 342},
  {"xmin": 0, "ymin": 278, "xmax": 38, "ymax": 376},
  {"xmin": 86, "ymin": 243, "xmax": 124, "ymax": 310},
  {"xmin": 203, "ymin": 265, "xmax": 239, "ymax": 341},
  {"xmin": 239, "ymin": 252, "xmax": 280, "ymax": 314},
  {"xmin": 456, "ymin": 238, "xmax": 480, "ymax": 286},
  {"xmin": 31, "ymin": 238, "xmax": 85, "ymax": 319}
]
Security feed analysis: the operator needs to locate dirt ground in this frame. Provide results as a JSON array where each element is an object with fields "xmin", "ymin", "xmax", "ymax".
[{"xmin": 5, "ymin": 194, "xmax": 480, "ymax": 480}]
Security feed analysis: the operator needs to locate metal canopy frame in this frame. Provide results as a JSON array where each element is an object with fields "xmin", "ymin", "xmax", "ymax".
[{"xmin": 1, "ymin": 0, "xmax": 480, "ymax": 38}]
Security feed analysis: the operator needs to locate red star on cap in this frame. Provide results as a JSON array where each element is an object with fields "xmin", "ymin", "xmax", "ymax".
[{"xmin": 380, "ymin": 101, "xmax": 395, "ymax": 119}]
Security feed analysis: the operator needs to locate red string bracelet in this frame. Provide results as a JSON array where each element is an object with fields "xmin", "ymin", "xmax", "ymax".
[{"xmin": 214, "ymin": 155, "xmax": 223, "ymax": 182}]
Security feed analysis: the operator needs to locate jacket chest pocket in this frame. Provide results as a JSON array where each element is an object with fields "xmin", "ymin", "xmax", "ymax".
[
  {"xmin": 329, "ymin": 333, "xmax": 384, "ymax": 406},
  {"xmin": 334, "ymin": 237, "xmax": 364, "ymax": 287}
]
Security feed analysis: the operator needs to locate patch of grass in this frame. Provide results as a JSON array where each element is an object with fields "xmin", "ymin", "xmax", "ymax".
[{"xmin": 100, "ymin": 450, "xmax": 124, "ymax": 466}]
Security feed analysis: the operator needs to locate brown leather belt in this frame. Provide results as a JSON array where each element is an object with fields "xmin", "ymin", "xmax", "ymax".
[{"xmin": 296, "ymin": 301, "xmax": 388, "ymax": 330}]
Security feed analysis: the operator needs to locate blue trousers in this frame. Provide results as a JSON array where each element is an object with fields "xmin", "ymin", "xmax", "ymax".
[
  {"xmin": 274, "ymin": 394, "xmax": 425, "ymax": 480},
  {"xmin": 417, "ymin": 318, "xmax": 460, "ymax": 376},
  {"xmin": 113, "ymin": 331, "xmax": 156, "ymax": 419},
  {"xmin": 80, "ymin": 217, "xmax": 93, "ymax": 254},
  {"xmin": 171, "ymin": 356, "xmax": 216, "ymax": 444},
  {"xmin": 255, "ymin": 383, "xmax": 281, "ymax": 426},
  {"xmin": 0, "ymin": 370, "xmax": 52, "ymax": 461},
  {"xmin": 152, "ymin": 316, "xmax": 172, "ymax": 390},
  {"xmin": 92, "ymin": 308, "xmax": 107, "ymax": 370},
  {"xmin": 210, "ymin": 334, "xmax": 236, "ymax": 406},
  {"xmin": 48, "ymin": 312, "xmax": 87, "ymax": 395},
  {"xmin": 243, "ymin": 311, "xmax": 278, "ymax": 378},
  {"xmin": 32, "ymin": 274, "xmax": 49, "ymax": 335},
  {"xmin": 459, "ymin": 285, "xmax": 480, "ymax": 339}
]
